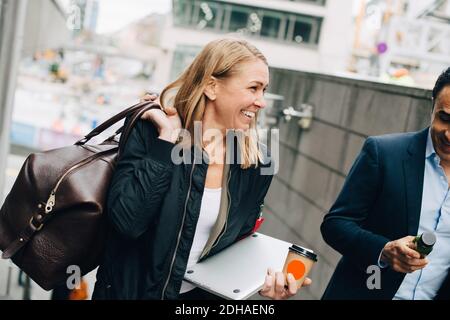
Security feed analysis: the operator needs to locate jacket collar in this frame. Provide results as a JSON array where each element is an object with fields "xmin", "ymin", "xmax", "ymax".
[{"xmin": 404, "ymin": 127, "xmax": 429, "ymax": 236}]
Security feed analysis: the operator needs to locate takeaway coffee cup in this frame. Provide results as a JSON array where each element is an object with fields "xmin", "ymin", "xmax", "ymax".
[{"xmin": 282, "ymin": 244, "xmax": 317, "ymax": 288}]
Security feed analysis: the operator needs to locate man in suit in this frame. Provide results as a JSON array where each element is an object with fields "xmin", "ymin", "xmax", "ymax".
[{"xmin": 321, "ymin": 67, "xmax": 450, "ymax": 300}]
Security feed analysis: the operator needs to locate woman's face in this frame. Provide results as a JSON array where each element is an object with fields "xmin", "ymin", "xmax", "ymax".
[{"xmin": 206, "ymin": 58, "xmax": 269, "ymax": 131}]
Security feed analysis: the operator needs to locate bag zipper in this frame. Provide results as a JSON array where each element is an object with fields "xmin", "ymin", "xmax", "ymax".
[{"xmin": 44, "ymin": 148, "xmax": 117, "ymax": 214}]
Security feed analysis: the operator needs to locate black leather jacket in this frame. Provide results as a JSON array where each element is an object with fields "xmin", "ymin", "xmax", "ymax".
[{"xmin": 93, "ymin": 119, "xmax": 273, "ymax": 299}]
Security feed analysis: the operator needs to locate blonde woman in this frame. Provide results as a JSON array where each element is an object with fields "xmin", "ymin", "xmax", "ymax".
[{"xmin": 93, "ymin": 38, "xmax": 311, "ymax": 300}]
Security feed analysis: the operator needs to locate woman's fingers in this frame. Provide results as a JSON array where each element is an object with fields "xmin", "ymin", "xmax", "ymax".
[
  {"xmin": 139, "ymin": 94, "xmax": 181, "ymax": 137},
  {"xmin": 274, "ymin": 272, "xmax": 285, "ymax": 295},
  {"xmin": 260, "ymin": 274, "xmax": 273, "ymax": 293},
  {"xmin": 140, "ymin": 108, "xmax": 160, "ymax": 121},
  {"xmin": 260, "ymin": 268, "xmax": 310, "ymax": 300},
  {"xmin": 165, "ymin": 106, "xmax": 178, "ymax": 116},
  {"xmin": 302, "ymin": 277, "xmax": 312, "ymax": 287},
  {"xmin": 140, "ymin": 93, "xmax": 158, "ymax": 102},
  {"xmin": 259, "ymin": 268, "xmax": 275, "ymax": 297},
  {"xmin": 286, "ymin": 273, "xmax": 298, "ymax": 296}
]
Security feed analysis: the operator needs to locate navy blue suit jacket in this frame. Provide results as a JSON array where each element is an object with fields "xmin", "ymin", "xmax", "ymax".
[{"xmin": 321, "ymin": 128, "xmax": 450, "ymax": 300}]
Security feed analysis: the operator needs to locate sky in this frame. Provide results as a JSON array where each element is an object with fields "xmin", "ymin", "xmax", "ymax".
[{"xmin": 96, "ymin": 0, "xmax": 172, "ymax": 34}]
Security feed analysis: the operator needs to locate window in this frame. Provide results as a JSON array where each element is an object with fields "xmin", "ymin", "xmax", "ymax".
[
  {"xmin": 194, "ymin": 1, "xmax": 220, "ymax": 30},
  {"xmin": 173, "ymin": 0, "xmax": 194, "ymax": 26},
  {"xmin": 172, "ymin": 0, "xmax": 323, "ymax": 45},
  {"xmin": 261, "ymin": 12, "xmax": 283, "ymax": 39},
  {"xmin": 290, "ymin": 0, "xmax": 326, "ymax": 6},
  {"xmin": 229, "ymin": 7, "xmax": 250, "ymax": 32},
  {"xmin": 292, "ymin": 20, "xmax": 311, "ymax": 43},
  {"xmin": 171, "ymin": 45, "xmax": 201, "ymax": 80},
  {"xmin": 285, "ymin": 15, "xmax": 322, "ymax": 45}
]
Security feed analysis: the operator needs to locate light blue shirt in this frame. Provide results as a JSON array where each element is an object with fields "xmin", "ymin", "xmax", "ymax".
[{"xmin": 393, "ymin": 131, "xmax": 450, "ymax": 299}]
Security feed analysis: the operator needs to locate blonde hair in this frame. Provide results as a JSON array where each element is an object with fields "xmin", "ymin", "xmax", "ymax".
[{"xmin": 160, "ymin": 38, "xmax": 268, "ymax": 169}]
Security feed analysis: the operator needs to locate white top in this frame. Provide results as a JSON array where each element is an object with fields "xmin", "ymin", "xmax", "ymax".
[{"xmin": 179, "ymin": 187, "xmax": 222, "ymax": 294}]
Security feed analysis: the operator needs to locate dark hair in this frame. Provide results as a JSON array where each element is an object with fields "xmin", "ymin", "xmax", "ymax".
[{"xmin": 432, "ymin": 67, "xmax": 450, "ymax": 104}]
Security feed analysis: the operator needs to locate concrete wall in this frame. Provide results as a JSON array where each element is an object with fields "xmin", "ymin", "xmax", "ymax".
[{"xmin": 257, "ymin": 69, "xmax": 432, "ymax": 299}]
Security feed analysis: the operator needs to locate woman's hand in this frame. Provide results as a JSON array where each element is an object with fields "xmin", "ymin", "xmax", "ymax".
[
  {"xmin": 259, "ymin": 268, "xmax": 312, "ymax": 300},
  {"xmin": 140, "ymin": 93, "xmax": 182, "ymax": 143}
]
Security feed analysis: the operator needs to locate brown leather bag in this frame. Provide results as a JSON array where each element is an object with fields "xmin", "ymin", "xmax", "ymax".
[{"xmin": 0, "ymin": 101, "xmax": 161, "ymax": 290}]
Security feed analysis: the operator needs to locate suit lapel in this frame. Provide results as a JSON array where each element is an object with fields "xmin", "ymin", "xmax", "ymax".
[{"xmin": 403, "ymin": 128, "xmax": 429, "ymax": 236}]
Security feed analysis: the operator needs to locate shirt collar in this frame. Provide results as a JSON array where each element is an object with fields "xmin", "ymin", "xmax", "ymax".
[{"xmin": 426, "ymin": 129, "xmax": 436, "ymax": 159}]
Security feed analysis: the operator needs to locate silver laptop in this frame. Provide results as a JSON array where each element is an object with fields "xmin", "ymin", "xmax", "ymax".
[{"xmin": 183, "ymin": 233, "xmax": 292, "ymax": 300}]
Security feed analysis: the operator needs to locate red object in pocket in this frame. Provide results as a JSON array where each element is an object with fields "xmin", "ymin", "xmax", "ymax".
[
  {"xmin": 252, "ymin": 217, "xmax": 265, "ymax": 233},
  {"xmin": 237, "ymin": 216, "xmax": 266, "ymax": 241}
]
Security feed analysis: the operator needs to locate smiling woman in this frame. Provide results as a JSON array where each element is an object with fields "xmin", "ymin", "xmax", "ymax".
[{"xmin": 92, "ymin": 38, "xmax": 311, "ymax": 300}]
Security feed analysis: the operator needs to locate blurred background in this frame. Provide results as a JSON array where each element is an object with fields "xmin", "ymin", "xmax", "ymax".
[{"xmin": 0, "ymin": 0, "xmax": 449, "ymax": 300}]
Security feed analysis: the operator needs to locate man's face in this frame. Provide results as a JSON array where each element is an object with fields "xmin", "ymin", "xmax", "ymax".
[{"xmin": 431, "ymin": 85, "xmax": 450, "ymax": 163}]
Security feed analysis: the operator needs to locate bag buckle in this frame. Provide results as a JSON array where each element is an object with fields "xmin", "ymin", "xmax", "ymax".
[{"xmin": 29, "ymin": 217, "xmax": 44, "ymax": 231}]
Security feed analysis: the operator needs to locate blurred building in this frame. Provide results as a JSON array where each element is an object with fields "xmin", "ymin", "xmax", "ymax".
[
  {"xmin": 21, "ymin": 0, "xmax": 73, "ymax": 57},
  {"xmin": 114, "ymin": 13, "xmax": 166, "ymax": 47},
  {"xmin": 151, "ymin": 0, "xmax": 353, "ymax": 88},
  {"xmin": 0, "ymin": 0, "xmax": 73, "ymax": 201},
  {"xmin": 351, "ymin": 0, "xmax": 450, "ymax": 87},
  {"xmin": 83, "ymin": 0, "xmax": 99, "ymax": 33}
]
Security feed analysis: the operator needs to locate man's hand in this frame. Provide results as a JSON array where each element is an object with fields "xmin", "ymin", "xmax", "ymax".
[
  {"xmin": 381, "ymin": 236, "xmax": 428, "ymax": 273},
  {"xmin": 258, "ymin": 268, "xmax": 312, "ymax": 300},
  {"xmin": 139, "ymin": 93, "xmax": 182, "ymax": 143}
]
